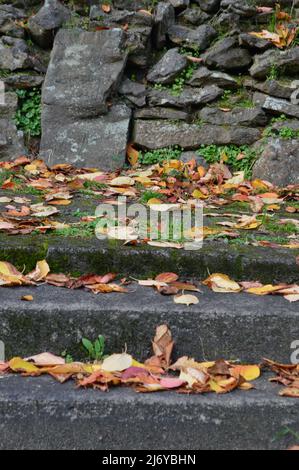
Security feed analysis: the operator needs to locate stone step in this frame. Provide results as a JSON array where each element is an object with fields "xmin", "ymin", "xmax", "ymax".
[
  {"xmin": 1, "ymin": 235, "xmax": 298, "ymax": 283},
  {"xmin": 1, "ymin": 284, "xmax": 298, "ymax": 363},
  {"xmin": 0, "ymin": 374, "xmax": 298, "ymax": 450}
]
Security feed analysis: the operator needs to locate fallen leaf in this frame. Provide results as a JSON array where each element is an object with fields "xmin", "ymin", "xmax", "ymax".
[
  {"xmin": 21, "ymin": 295, "xmax": 33, "ymax": 301},
  {"xmin": 203, "ymin": 273, "xmax": 241, "ymax": 293},
  {"xmin": 174, "ymin": 294, "xmax": 199, "ymax": 306},
  {"xmin": 109, "ymin": 176, "xmax": 135, "ymax": 187},
  {"xmin": 9, "ymin": 357, "xmax": 40, "ymax": 375},
  {"xmin": 127, "ymin": 144, "xmax": 139, "ymax": 166},
  {"xmin": 155, "ymin": 272, "xmax": 179, "ymax": 283},
  {"xmin": 25, "ymin": 352, "xmax": 65, "ymax": 366},
  {"xmin": 101, "ymin": 3, "xmax": 111, "ymax": 13},
  {"xmin": 27, "ymin": 260, "xmax": 50, "ymax": 282},
  {"xmin": 231, "ymin": 365, "xmax": 260, "ymax": 381},
  {"xmin": 151, "ymin": 324, "xmax": 174, "ymax": 368},
  {"xmin": 102, "ymin": 353, "xmax": 133, "ymax": 372}
]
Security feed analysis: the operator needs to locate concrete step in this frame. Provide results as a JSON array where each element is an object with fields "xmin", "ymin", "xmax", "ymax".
[
  {"xmin": 0, "ymin": 374, "xmax": 298, "ymax": 450},
  {"xmin": 1, "ymin": 284, "xmax": 298, "ymax": 362},
  {"xmin": 1, "ymin": 234, "xmax": 298, "ymax": 283}
]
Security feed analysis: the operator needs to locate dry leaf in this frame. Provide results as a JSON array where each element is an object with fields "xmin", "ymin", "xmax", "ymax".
[
  {"xmin": 102, "ymin": 353, "xmax": 133, "ymax": 372},
  {"xmin": 203, "ymin": 273, "xmax": 241, "ymax": 293},
  {"xmin": 174, "ymin": 294, "xmax": 199, "ymax": 306},
  {"xmin": 21, "ymin": 295, "xmax": 33, "ymax": 301},
  {"xmin": 27, "ymin": 260, "xmax": 50, "ymax": 282}
]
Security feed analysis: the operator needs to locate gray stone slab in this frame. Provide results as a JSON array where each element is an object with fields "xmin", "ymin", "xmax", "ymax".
[
  {"xmin": 40, "ymin": 28, "xmax": 130, "ymax": 169},
  {"xmin": 0, "ymin": 374, "xmax": 298, "ymax": 449},
  {"xmin": 0, "ymin": 283, "xmax": 298, "ymax": 363}
]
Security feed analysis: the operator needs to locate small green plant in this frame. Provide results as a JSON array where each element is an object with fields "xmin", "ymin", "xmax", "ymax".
[
  {"xmin": 82, "ymin": 335, "xmax": 105, "ymax": 362},
  {"xmin": 267, "ymin": 64, "xmax": 279, "ymax": 80},
  {"xmin": 268, "ymin": 11, "xmax": 277, "ymax": 33},
  {"xmin": 219, "ymin": 89, "xmax": 232, "ymax": 107},
  {"xmin": 179, "ymin": 46, "xmax": 201, "ymax": 58},
  {"xmin": 54, "ymin": 220, "xmax": 99, "ymax": 238},
  {"xmin": 139, "ymin": 147, "xmax": 182, "ymax": 165},
  {"xmin": 72, "ymin": 208, "xmax": 92, "ymax": 218},
  {"xmin": 263, "ymin": 125, "xmax": 299, "ymax": 139},
  {"xmin": 275, "ymin": 426, "xmax": 299, "ymax": 442},
  {"xmin": 153, "ymin": 65, "xmax": 196, "ymax": 96},
  {"xmin": 271, "ymin": 114, "xmax": 287, "ymax": 123},
  {"xmin": 197, "ymin": 144, "xmax": 257, "ymax": 178},
  {"xmin": 14, "ymin": 88, "xmax": 41, "ymax": 137},
  {"xmin": 61, "ymin": 350, "xmax": 74, "ymax": 363},
  {"xmin": 140, "ymin": 190, "xmax": 164, "ymax": 203},
  {"xmin": 83, "ymin": 180, "xmax": 108, "ymax": 191},
  {"xmin": 0, "ymin": 169, "xmax": 13, "ymax": 186}
]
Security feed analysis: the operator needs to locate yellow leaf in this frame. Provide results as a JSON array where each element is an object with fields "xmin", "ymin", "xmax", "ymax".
[
  {"xmin": 21, "ymin": 295, "xmax": 33, "ymax": 301},
  {"xmin": 238, "ymin": 382, "xmax": 254, "ymax": 390},
  {"xmin": 9, "ymin": 357, "xmax": 40, "ymax": 374},
  {"xmin": 192, "ymin": 189, "xmax": 208, "ymax": 199},
  {"xmin": 134, "ymin": 176, "xmax": 152, "ymax": 185},
  {"xmin": 203, "ymin": 273, "xmax": 242, "ymax": 293},
  {"xmin": 0, "ymin": 261, "xmax": 22, "ymax": 276},
  {"xmin": 27, "ymin": 260, "xmax": 50, "ymax": 282},
  {"xmin": 147, "ymin": 198, "xmax": 162, "ymax": 205},
  {"xmin": 231, "ymin": 365, "xmax": 260, "ymax": 381},
  {"xmin": 251, "ymin": 179, "xmax": 270, "ymax": 191},
  {"xmin": 209, "ymin": 379, "xmax": 223, "ymax": 393},
  {"xmin": 127, "ymin": 144, "xmax": 139, "ymax": 167},
  {"xmin": 246, "ymin": 284, "xmax": 284, "ymax": 295}
]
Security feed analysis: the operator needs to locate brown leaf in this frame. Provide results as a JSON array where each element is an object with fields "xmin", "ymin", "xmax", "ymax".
[
  {"xmin": 155, "ymin": 272, "xmax": 179, "ymax": 283},
  {"xmin": 101, "ymin": 4, "xmax": 111, "ymax": 13},
  {"xmin": 151, "ymin": 324, "xmax": 174, "ymax": 368},
  {"xmin": 127, "ymin": 143, "xmax": 139, "ymax": 167},
  {"xmin": 68, "ymin": 273, "xmax": 116, "ymax": 289},
  {"xmin": 45, "ymin": 273, "xmax": 70, "ymax": 287},
  {"xmin": 86, "ymin": 283, "xmax": 128, "ymax": 293}
]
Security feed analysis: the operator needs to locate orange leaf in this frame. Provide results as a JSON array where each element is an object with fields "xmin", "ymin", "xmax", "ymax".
[{"xmin": 155, "ymin": 272, "xmax": 179, "ymax": 283}]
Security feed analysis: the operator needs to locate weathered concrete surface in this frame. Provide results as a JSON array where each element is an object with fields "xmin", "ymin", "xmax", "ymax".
[
  {"xmin": 0, "ymin": 235, "xmax": 298, "ymax": 283},
  {"xmin": 40, "ymin": 28, "xmax": 130, "ymax": 170},
  {"xmin": 0, "ymin": 284, "xmax": 298, "ymax": 362},
  {"xmin": 0, "ymin": 375, "xmax": 298, "ymax": 450}
]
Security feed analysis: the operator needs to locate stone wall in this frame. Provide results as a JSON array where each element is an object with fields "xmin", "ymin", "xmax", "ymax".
[{"xmin": 0, "ymin": 0, "xmax": 299, "ymax": 184}]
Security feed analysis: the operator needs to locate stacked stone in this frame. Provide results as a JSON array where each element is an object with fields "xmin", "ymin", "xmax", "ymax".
[{"xmin": 0, "ymin": 0, "xmax": 298, "ymax": 183}]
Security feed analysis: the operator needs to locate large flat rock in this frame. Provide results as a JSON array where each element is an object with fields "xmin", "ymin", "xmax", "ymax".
[
  {"xmin": 253, "ymin": 137, "xmax": 299, "ymax": 186},
  {"xmin": 40, "ymin": 28, "xmax": 130, "ymax": 170},
  {"xmin": 0, "ymin": 92, "xmax": 25, "ymax": 160},
  {"xmin": 0, "ymin": 283, "xmax": 298, "ymax": 362},
  {"xmin": 0, "ymin": 374, "xmax": 298, "ymax": 449},
  {"xmin": 133, "ymin": 119, "xmax": 261, "ymax": 148}
]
